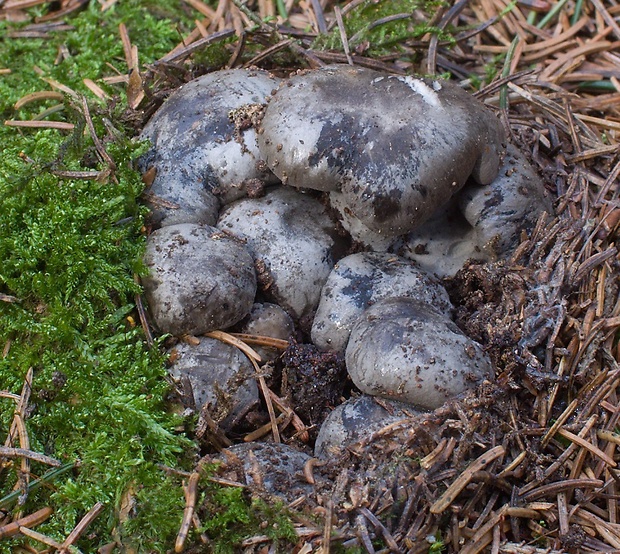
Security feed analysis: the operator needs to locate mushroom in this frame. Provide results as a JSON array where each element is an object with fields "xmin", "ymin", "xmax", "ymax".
[
  {"xmin": 328, "ymin": 190, "xmax": 395, "ymax": 251},
  {"xmin": 236, "ymin": 302, "xmax": 294, "ymax": 361},
  {"xmin": 315, "ymin": 395, "xmax": 416, "ymax": 459},
  {"xmin": 139, "ymin": 68, "xmax": 281, "ymax": 229},
  {"xmin": 390, "ymin": 197, "xmax": 482, "ymax": 278},
  {"xmin": 393, "ymin": 144, "xmax": 552, "ymax": 277},
  {"xmin": 142, "ymin": 223, "xmax": 257, "ymax": 336},
  {"xmin": 458, "ymin": 143, "xmax": 553, "ymax": 258},
  {"xmin": 258, "ymin": 64, "xmax": 505, "ymax": 237},
  {"xmin": 168, "ymin": 338, "xmax": 259, "ymax": 432},
  {"xmin": 311, "ymin": 252, "xmax": 452, "ymax": 353},
  {"xmin": 346, "ymin": 297, "xmax": 493, "ymax": 409},
  {"xmin": 217, "ymin": 187, "xmax": 343, "ymax": 320},
  {"xmin": 215, "ymin": 442, "xmax": 324, "ymax": 503}
]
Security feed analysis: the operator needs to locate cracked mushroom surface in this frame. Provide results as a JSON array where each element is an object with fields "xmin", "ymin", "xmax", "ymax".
[
  {"xmin": 139, "ymin": 68, "xmax": 281, "ymax": 229},
  {"xmin": 258, "ymin": 64, "xmax": 505, "ymax": 237}
]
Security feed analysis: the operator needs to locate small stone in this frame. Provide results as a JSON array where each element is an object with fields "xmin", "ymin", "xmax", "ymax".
[{"xmin": 143, "ymin": 224, "xmax": 256, "ymax": 335}]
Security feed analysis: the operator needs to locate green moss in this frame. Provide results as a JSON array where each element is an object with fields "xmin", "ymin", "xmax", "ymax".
[
  {"xmin": 0, "ymin": 2, "xmax": 200, "ymax": 551},
  {"xmin": 312, "ymin": 0, "xmax": 450, "ymax": 57},
  {"xmin": 199, "ymin": 482, "xmax": 298, "ymax": 553}
]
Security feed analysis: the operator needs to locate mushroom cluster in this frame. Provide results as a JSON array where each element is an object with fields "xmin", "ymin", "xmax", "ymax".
[{"xmin": 139, "ymin": 65, "xmax": 552, "ymax": 459}]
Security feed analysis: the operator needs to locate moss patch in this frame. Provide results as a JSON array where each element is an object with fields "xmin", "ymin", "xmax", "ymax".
[{"xmin": 0, "ymin": 3, "xmax": 197, "ymax": 551}]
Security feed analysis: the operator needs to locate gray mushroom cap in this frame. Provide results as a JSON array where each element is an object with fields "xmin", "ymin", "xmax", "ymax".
[
  {"xmin": 459, "ymin": 143, "xmax": 553, "ymax": 258},
  {"xmin": 314, "ymin": 395, "xmax": 417, "ymax": 459},
  {"xmin": 311, "ymin": 252, "xmax": 453, "ymax": 353},
  {"xmin": 329, "ymin": 191, "xmax": 395, "ymax": 251},
  {"xmin": 394, "ymin": 145, "xmax": 552, "ymax": 277},
  {"xmin": 238, "ymin": 302, "xmax": 294, "ymax": 361},
  {"xmin": 390, "ymin": 198, "xmax": 482, "ymax": 278},
  {"xmin": 346, "ymin": 297, "xmax": 493, "ymax": 409},
  {"xmin": 258, "ymin": 64, "xmax": 505, "ymax": 237},
  {"xmin": 139, "ymin": 68, "xmax": 281, "ymax": 228},
  {"xmin": 142, "ymin": 224, "xmax": 257, "ymax": 336},
  {"xmin": 218, "ymin": 442, "xmax": 322, "ymax": 503},
  {"xmin": 168, "ymin": 339, "xmax": 259, "ymax": 431},
  {"xmin": 217, "ymin": 187, "xmax": 342, "ymax": 320}
]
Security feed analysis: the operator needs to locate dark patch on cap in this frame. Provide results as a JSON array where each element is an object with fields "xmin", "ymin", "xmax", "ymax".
[
  {"xmin": 372, "ymin": 191, "xmax": 402, "ymax": 223},
  {"xmin": 482, "ymin": 189, "xmax": 504, "ymax": 214},
  {"xmin": 338, "ymin": 267, "xmax": 374, "ymax": 309},
  {"xmin": 307, "ymin": 117, "xmax": 358, "ymax": 174}
]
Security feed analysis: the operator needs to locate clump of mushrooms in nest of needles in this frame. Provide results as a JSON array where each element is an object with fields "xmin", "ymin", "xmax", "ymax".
[{"xmin": 137, "ymin": 65, "xmax": 552, "ymax": 488}]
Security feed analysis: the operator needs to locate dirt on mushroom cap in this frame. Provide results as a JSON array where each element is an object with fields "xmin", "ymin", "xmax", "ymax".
[{"xmin": 258, "ymin": 64, "xmax": 506, "ymax": 237}]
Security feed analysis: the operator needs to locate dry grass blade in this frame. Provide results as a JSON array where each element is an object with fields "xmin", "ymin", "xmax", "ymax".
[
  {"xmin": 13, "ymin": 90, "xmax": 64, "ymax": 109},
  {"xmin": 334, "ymin": 6, "xmax": 352, "ymax": 66},
  {"xmin": 228, "ymin": 332, "xmax": 289, "ymax": 350},
  {"xmin": 157, "ymin": 29, "xmax": 235, "ymax": 64},
  {"xmin": 18, "ymin": 525, "xmax": 64, "ymax": 549},
  {"xmin": 0, "ymin": 507, "xmax": 53, "ymax": 539},
  {"xmin": 3, "ymin": 0, "xmax": 47, "ymax": 8},
  {"xmin": 556, "ymin": 427, "xmax": 617, "ymax": 467},
  {"xmin": 60, "ymin": 501, "xmax": 104, "ymax": 550},
  {"xmin": 80, "ymin": 95, "xmax": 116, "ymax": 172},
  {"xmin": 430, "ymin": 446, "xmax": 505, "ymax": 514},
  {"xmin": 4, "ymin": 120, "xmax": 74, "ymax": 130}
]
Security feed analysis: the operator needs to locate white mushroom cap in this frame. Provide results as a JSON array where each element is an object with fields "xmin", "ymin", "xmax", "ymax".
[{"xmin": 258, "ymin": 65, "xmax": 505, "ymax": 237}]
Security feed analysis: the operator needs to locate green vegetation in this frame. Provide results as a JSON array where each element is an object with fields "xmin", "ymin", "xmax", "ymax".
[
  {"xmin": 313, "ymin": 0, "xmax": 450, "ymax": 57},
  {"xmin": 0, "ymin": 2, "xmax": 198, "ymax": 551},
  {"xmin": 200, "ymin": 482, "xmax": 298, "ymax": 553},
  {"xmin": 1, "ymin": 1, "xmax": 460, "ymax": 550}
]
